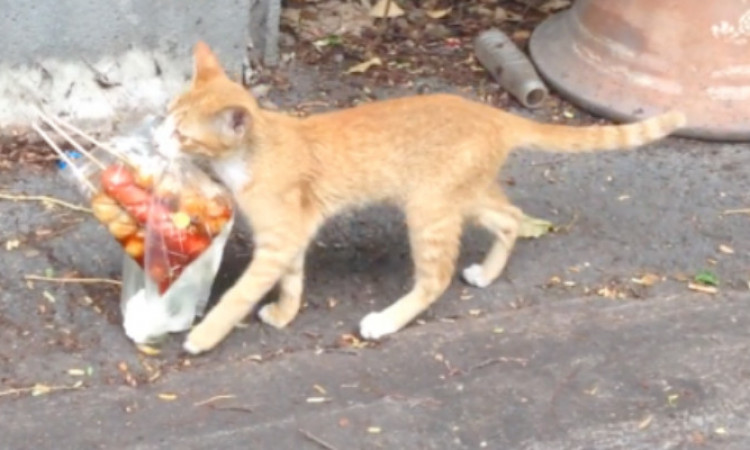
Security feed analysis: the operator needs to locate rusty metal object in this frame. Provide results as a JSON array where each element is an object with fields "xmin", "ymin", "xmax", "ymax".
[
  {"xmin": 529, "ymin": 0, "xmax": 750, "ymax": 141},
  {"xmin": 475, "ymin": 28, "xmax": 548, "ymax": 108}
]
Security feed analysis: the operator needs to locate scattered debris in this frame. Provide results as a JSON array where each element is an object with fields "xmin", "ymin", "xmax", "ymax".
[
  {"xmin": 0, "ymin": 381, "xmax": 83, "ymax": 398},
  {"xmin": 426, "ymin": 7, "xmax": 452, "ymax": 19},
  {"xmin": 638, "ymin": 414, "xmax": 654, "ymax": 430},
  {"xmin": 632, "ymin": 273, "xmax": 661, "ymax": 286},
  {"xmin": 42, "ymin": 290, "xmax": 56, "ymax": 303},
  {"xmin": 518, "ymin": 214, "xmax": 554, "ymax": 238},
  {"xmin": 136, "ymin": 344, "xmax": 161, "ymax": 356},
  {"xmin": 693, "ymin": 270, "xmax": 719, "ymax": 287},
  {"xmin": 0, "ymin": 193, "xmax": 92, "ymax": 213},
  {"xmin": 722, "ymin": 208, "xmax": 750, "ymax": 215},
  {"xmin": 24, "ymin": 274, "xmax": 122, "ymax": 286},
  {"xmin": 539, "ymin": 0, "xmax": 572, "ymax": 14},
  {"xmin": 346, "ymin": 56, "xmax": 383, "ymax": 74},
  {"xmin": 688, "ymin": 282, "xmax": 718, "ymax": 295},
  {"xmin": 718, "ymin": 244, "xmax": 734, "ymax": 254},
  {"xmin": 299, "ymin": 428, "xmax": 340, "ymax": 450},
  {"xmin": 157, "ymin": 393, "xmax": 178, "ymax": 401},
  {"xmin": 370, "ymin": 0, "xmax": 404, "ymax": 18},
  {"xmin": 4, "ymin": 239, "xmax": 20, "ymax": 251},
  {"xmin": 367, "ymin": 426, "xmax": 382, "ymax": 434}
]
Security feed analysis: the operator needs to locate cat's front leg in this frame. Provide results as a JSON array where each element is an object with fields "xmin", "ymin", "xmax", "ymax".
[
  {"xmin": 183, "ymin": 239, "xmax": 307, "ymax": 354},
  {"xmin": 257, "ymin": 250, "xmax": 306, "ymax": 328}
]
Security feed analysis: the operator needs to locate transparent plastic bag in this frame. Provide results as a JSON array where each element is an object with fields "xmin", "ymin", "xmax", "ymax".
[{"xmin": 54, "ymin": 116, "xmax": 235, "ymax": 344}]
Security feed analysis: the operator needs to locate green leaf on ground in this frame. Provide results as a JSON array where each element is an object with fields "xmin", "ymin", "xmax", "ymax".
[
  {"xmin": 694, "ymin": 270, "xmax": 719, "ymax": 286},
  {"xmin": 518, "ymin": 214, "xmax": 554, "ymax": 239}
]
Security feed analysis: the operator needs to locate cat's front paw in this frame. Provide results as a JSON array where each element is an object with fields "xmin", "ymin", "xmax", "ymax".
[
  {"xmin": 258, "ymin": 303, "xmax": 293, "ymax": 329},
  {"xmin": 359, "ymin": 311, "xmax": 398, "ymax": 340},
  {"xmin": 462, "ymin": 264, "xmax": 491, "ymax": 288},
  {"xmin": 183, "ymin": 323, "xmax": 217, "ymax": 355}
]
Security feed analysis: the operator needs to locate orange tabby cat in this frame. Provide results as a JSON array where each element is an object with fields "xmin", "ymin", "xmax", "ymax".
[{"xmin": 162, "ymin": 42, "xmax": 686, "ymax": 354}]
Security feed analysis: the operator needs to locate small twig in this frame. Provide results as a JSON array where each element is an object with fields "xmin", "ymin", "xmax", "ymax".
[
  {"xmin": 25, "ymin": 275, "xmax": 121, "ymax": 286},
  {"xmin": 298, "ymin": 429, "xmax": 340, "ymax": 450},
  {"xmin": 31, "ymin": 122, "xmax": 97, "ymax": 193},
  {"xmin": 723, "ymin": 208, "xmax": 750, "ymax": 215},
  {"xmin": 207, "ymin": 404, "xmax": 255, "ymax": 414},
  {"xmin": 0, "ymin": 193, "xmax": 92, "ymax": 213},
  {"xmin": 0, "ymin": 383, "xmax": 81, "ymax": 398},
  {"xmin": 193, "ymin": 394, "xmax": 237, "ymax": 407},
  {"xmin": 554, "ymin": 211, "xmax": 579, "ymax": 234},
  {"xmin": 470, "ymin": 356, "xmax": 529, "ymax": 372}
]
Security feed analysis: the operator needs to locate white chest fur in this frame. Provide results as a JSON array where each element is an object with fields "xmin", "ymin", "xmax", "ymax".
[{"xmin": 211, "ymin": 152, "xmax": 252, "ymax": 195}]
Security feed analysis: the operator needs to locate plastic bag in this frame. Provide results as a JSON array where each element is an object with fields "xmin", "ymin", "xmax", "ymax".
[{"xmin": 56, "ymin": 116, "xmax": 235, "ymax": 344}]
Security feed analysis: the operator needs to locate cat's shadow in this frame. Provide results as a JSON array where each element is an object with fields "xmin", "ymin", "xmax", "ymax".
[{"xmin": 206, "ymin": 203, "xmax": 494, "ymax": 313}]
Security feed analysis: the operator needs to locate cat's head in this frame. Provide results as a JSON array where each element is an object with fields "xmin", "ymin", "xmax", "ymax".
[{"xmin": 156, "ymin": 41, "xmax": 258, "ymax": 159}]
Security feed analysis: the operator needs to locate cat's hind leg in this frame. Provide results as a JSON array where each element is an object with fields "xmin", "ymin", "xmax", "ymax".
[
  {"xmin": 462, "ymin": 188, "xmax": 522, "ymax": 288},
  {"xmin": 359, "ymin": 207, "xmax": 462, "ymax": 340}
]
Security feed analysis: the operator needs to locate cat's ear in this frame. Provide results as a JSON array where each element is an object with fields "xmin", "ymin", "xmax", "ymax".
[
  {"xmin": 213, "ymin": 106, "xmax": 251, "ymax": 142},
  {"xmin": 192, "ymin": 41, "xmax": 226, "ymax": 84}
]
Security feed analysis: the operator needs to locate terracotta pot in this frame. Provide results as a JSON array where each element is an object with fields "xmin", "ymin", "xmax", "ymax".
[{"xmin": 529, "ymin": 0, "xmax": 750, "ymax": 141}]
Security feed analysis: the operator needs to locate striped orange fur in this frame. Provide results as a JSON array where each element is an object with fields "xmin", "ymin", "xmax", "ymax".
[{"xmin": 168, "ymin": 42, "xmax": 686, "ymax": 354}]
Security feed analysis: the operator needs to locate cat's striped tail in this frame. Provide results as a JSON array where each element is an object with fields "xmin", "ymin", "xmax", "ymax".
[{"xmin": 515, "ymin": 111, "xmax": 687, "ymax": 153}]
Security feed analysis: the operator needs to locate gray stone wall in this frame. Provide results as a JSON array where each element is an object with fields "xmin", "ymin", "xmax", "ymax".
[{"xmin": 0, "ymin": 0, "xmax": 279, "ymax": 133}]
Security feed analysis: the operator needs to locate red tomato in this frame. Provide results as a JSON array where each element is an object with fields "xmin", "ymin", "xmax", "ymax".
[
  {"xmin": 184, "ymin": 234, "xmax": 211, "ymax": 259},
  {"xmin": 100, "ymin": 164, "xmax": 135, "ymax": 195}
]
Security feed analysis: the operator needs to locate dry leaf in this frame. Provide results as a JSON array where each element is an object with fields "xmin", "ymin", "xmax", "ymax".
[
  {"xmin": 632, "ymin": 273, "xmax": 661, "ymax": 286},
  {"xmin": 512, "ymin": 29, "xmax": 531, "ymax": 40},
  {"xmin": 370, "ymin": 0, "xmax": 404, "ymax": 18},
  {"xmin": 158, "ymin": 393, "xmax": 178, "ymax": 401},
  {"xmin": 31, "ymin": 384, "xmax": 52, "ymax": 396},
  {"xmin": 719, "ymin": 244, "xmax": 734, "ymax": 254},
  {"xmin": 539, "ymin": 0, "xmax": 572, "ymax": 13},
  {"xmin": 688, "ymin": 282, "xmax": 718, "ymax": 295},
  {"xmin": 346, "ymin": 57, "xmax": 382, "ymax": 74},
  {"xmin": 5, "ymin": 239, "xmax": 20, "ymax": 250},
  {"xmin": 426, "ymin": 7, "xmax": 452, "ymax": 19},
  {"xmin": 137, "ymin": 344, "xmax": 161, "ymax": 356},
  {"xmin": 638, "ymin": 414, "xmax": 654, "ymax": 430},
  {"xmin": 518, "ymin": 214, "xmax": 554, "ymax": 239}
]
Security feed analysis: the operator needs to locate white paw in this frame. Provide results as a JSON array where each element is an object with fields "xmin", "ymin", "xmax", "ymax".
[
  {"xmin": 257, "ymin": 304, "xmax": 286, "ymax": 329},
  {"xmin": 359, "ymin": 311, "xmax": 398, "ymax": 340},
  {"xmin": 182, "ymin": 339, "xmax": 204, "ymax": 355},
  {"xmin": 462, "ymin": 264, "xmax": 490, "ymax": 288}
]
